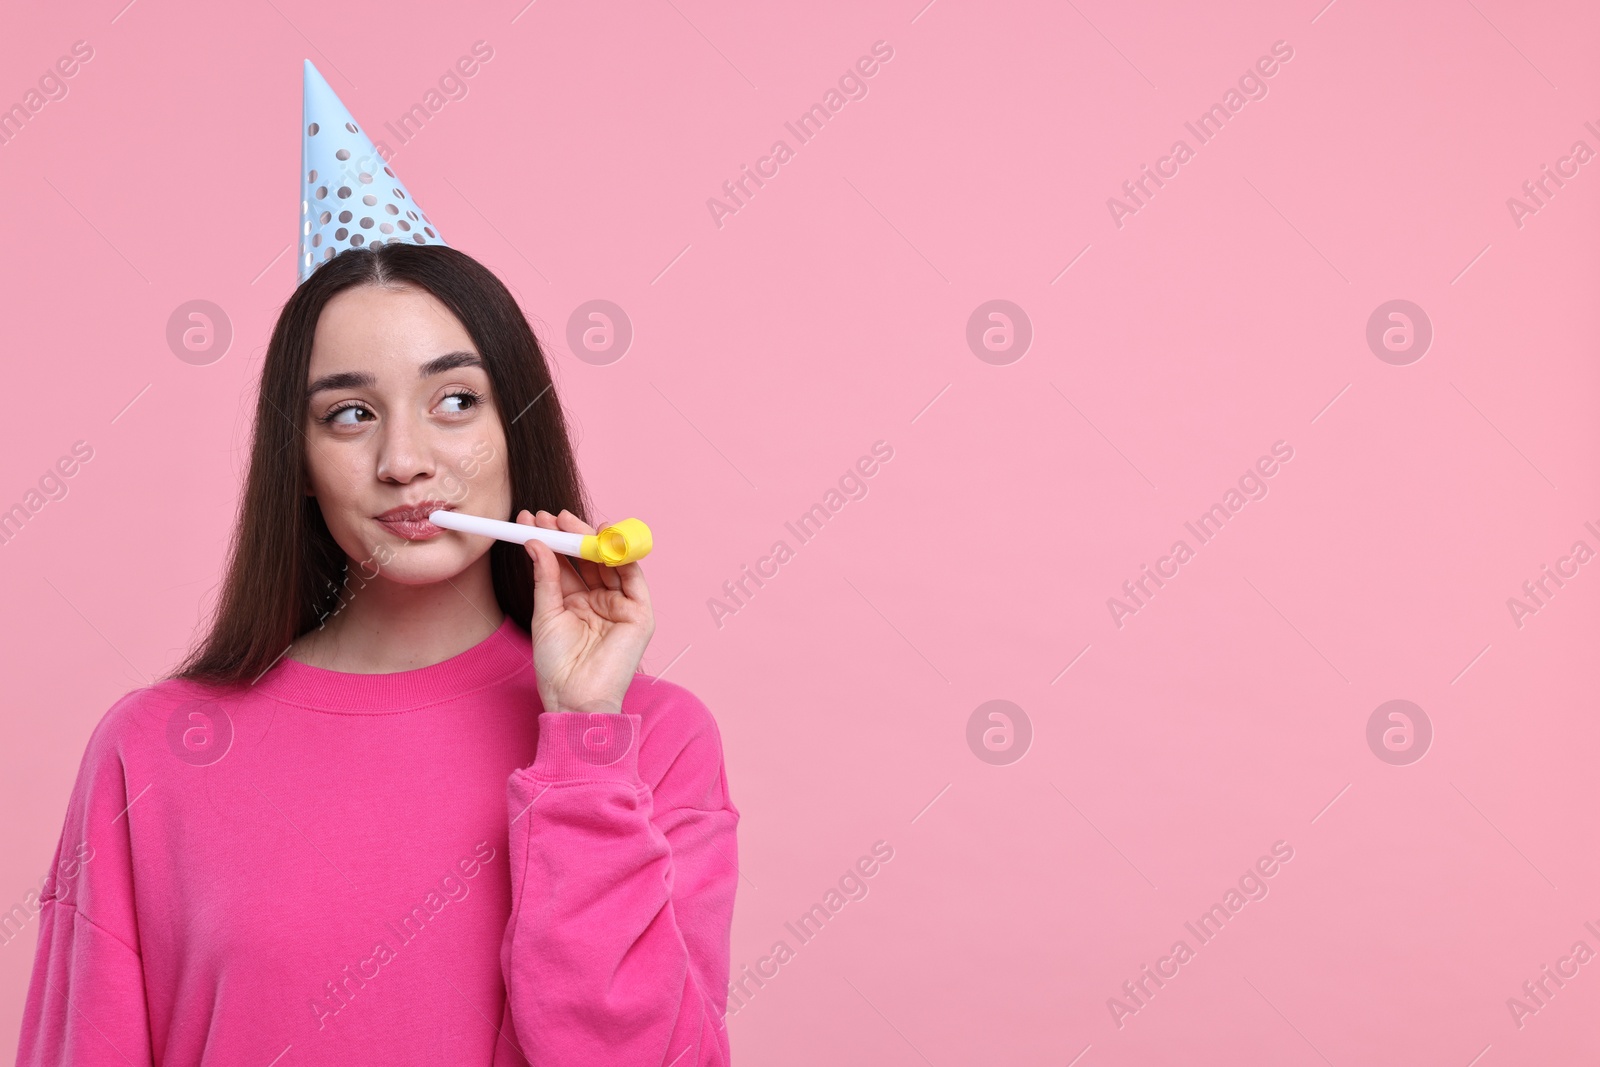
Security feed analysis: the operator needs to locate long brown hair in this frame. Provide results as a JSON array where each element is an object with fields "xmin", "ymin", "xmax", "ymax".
[{"xmin": 168, "ymin": 243, "xmax": 590, "ymax": 686}]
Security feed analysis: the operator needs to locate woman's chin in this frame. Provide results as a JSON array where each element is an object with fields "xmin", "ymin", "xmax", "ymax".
[{"xmin": 378, "ymin": 543, "xmax": 490, "ymax": 585}]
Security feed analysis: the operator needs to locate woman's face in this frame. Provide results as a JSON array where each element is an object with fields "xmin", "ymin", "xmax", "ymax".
[{"xmin": 302, "ymin": 282, "xmax": 510, "ymax": 584}]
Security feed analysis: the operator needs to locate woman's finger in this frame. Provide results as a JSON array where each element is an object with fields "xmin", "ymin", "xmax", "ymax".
[
  {"xmin": 613, "ymin": 559, "xmax": 651, "ymax": 613},
  {"xmin": 523, "ymin": 529, "xmax": 564, "ymax": 630},
  {"xmin": 550, "ymin": 522, "xmax": 602, "ymax": 592},
  {"xmin": 523, "ymin": 509, "xmax": 586, "ymax": 598},
  {"xmin": 540, "ymin": 510, "xmax": 592, "ymax": 596},
  {"xmin": 556, "ymin": 508, "xmax": 620, "ymax": 592},
  {"xmin": 556, "ymin": 508, "xmax": 597, "ymax": 536}
]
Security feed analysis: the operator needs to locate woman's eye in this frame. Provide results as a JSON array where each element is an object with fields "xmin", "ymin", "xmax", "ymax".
[
  {"xmin": 439, "ymin": 390, "xmax": 484, "ymax": 414},
  {"xmin": 324, "ymin": 404, "xmax": 372, "ymax": 425}
]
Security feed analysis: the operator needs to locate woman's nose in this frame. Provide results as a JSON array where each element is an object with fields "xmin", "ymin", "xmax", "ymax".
[{"xmin": 374, "ymin": 412, "xmax": 437, "ymax": 483}]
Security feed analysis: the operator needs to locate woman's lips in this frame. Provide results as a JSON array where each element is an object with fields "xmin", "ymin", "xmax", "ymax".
[
  {"xmin": 374, "ymin": 501, "xmax": 454, "ymax": 540},
  {"xmin": 377, "ymin": 515, "xmax": 447, "ymax": 540}
]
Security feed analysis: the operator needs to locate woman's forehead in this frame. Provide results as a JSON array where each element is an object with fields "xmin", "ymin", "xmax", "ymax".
[{"xmin": 309, "ymin": 285, "xmax": 476, "ymax": 374}]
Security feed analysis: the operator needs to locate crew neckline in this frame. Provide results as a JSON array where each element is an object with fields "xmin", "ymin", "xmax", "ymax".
[{"xmin": 252, "ymin": 615, "xmax": 531, "ymax": 713}]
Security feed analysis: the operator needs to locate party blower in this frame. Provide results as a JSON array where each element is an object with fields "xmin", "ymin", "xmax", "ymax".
[{"xmin": 427, "ymin": 510, "xmax": 653, "ymax": 567}]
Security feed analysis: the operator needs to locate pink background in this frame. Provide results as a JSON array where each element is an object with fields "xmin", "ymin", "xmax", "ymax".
[{"xmin": 3, "ymin": 0, "xmax": 1598, "ymax": 1063}]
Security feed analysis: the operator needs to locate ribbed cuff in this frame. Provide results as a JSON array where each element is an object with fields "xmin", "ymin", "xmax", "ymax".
[{"xmin": 526, "ymin": 711, "xmax": 643, "ymax": 782}]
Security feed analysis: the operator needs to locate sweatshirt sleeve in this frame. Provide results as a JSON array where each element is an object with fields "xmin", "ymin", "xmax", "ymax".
[
  {"xmin": 495, "ymin": 693, "xmax": 740, "ymax": 1067},
  {"xmin": 15, "ymin": 697, "xmax": 155, "ymax": 1067}
]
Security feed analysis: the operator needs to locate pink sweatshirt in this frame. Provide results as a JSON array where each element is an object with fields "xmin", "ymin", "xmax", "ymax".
[{"xmin": 15, "ymin": 615, "xmax": 739, "ymax": 1065}]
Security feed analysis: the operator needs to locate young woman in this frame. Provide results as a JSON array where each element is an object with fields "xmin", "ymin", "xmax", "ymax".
[{"xmin": 15, "ymin": 243, "xmax": 738, "ymax": 1066}]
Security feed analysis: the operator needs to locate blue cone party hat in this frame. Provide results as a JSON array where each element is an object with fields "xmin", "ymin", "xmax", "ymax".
[{"xmin": 299, "ymin": 60, "xmax": 446, "ymax": 284}]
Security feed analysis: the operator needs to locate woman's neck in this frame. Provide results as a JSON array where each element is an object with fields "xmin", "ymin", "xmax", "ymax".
[{"xmin": 288, "ymin": 557, "xmax": 506, "ymax": 674}]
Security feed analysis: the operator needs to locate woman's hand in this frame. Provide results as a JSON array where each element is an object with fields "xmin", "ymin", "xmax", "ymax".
[{"xmin": 520, "ymin": 508, "xmax": 654, "ymax": 716}]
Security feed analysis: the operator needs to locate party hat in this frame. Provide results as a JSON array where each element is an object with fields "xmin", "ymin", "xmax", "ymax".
[{"xmin": 298, "ymin": 60, "xmax": 446, "ymax": 284}]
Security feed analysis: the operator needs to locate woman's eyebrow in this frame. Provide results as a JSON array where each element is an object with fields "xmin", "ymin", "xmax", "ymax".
[
  {"xmin": 418, "ymin": 350, "xmax": 484, "ymax": 377},
  {"xmin": 307, "ymin": 351, "xmax": 484, "ymax": 397}
]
